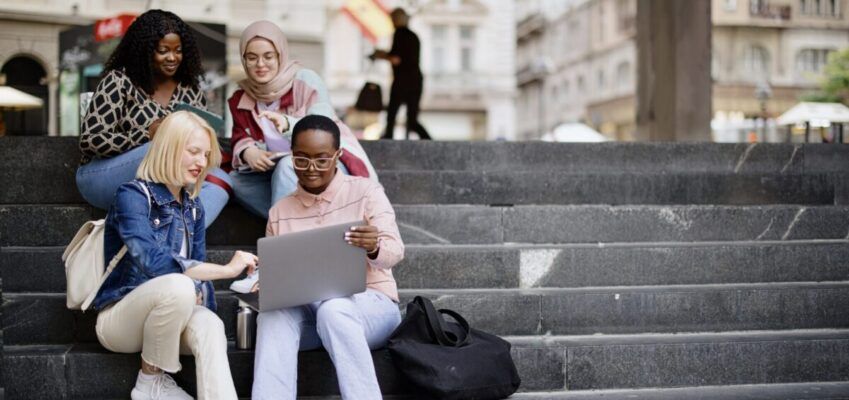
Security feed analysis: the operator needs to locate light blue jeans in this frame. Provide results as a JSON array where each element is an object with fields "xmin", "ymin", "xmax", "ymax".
[
  {"xmin": 75, "ymin": 143, "xmax": 232, "ymax": 228},
  {"xmin": 229, "ymin": 155, "xmax": 348, "ymax": 218},
  {"xmin": 252, "ymin": 289, "xmax": 401, "ymax": 400}
]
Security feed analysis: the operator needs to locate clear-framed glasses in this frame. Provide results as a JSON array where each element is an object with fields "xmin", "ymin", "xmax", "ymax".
[
  {"xmin": 244, "ymin": 52, "xmax": 278, "ymax": 67},
  {"xmin": 292, "ymin": 152, "xmax": 341, "ymax": 171}
]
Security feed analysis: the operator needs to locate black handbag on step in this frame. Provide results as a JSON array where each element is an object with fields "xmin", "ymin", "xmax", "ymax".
[
  {"xmin": 354, "ymin": 81, "xmax": 383, "ymax": 112},
  {"xmin": 387, "ymin": 296, "xmax": 521, "ymax": 400}
]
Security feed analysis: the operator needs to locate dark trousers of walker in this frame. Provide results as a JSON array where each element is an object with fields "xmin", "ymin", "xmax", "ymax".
[{"xmin": 382, "ymin": 78, "xmax": 431, "ymax": 140}]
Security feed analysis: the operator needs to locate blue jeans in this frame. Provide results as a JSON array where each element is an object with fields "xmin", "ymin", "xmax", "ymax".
[
  {"xmin": 229, "ymin": 155, "xmax": 348, "ymax": 218},
  {"xmin": 75, "ymin": 143, "xmax": 232, "ymax": 228},
  {"xmin": 252, "ymin": 289, "xmax": 401, "ymax": 400}
]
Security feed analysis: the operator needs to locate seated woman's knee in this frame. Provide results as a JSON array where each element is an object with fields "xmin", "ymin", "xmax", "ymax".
[
  {"xmin": 156, "ymin": 274, "xmax": 197, "ymax": 308},
  {"xmin": 189, "ymin": 310, "xmax": 226, "ymax": 342},
  {"xmin": 316, "ymin": 298, "xmax": 356, "ymax": 327}
]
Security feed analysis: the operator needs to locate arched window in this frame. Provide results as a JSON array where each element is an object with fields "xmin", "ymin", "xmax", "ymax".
[{"xmin": 1, "ymin": 55, "xmax": 48, "ymax": 135}]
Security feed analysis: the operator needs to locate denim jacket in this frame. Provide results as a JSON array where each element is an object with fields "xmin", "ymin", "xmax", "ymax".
[{"xmin": 93, "ymin": 179, "xmax": 217, "ymax": 311}]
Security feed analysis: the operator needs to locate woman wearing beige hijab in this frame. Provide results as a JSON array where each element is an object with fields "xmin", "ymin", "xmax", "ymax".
[{"xmin": 227, "ymin": 20, "xmax": 377, "ymax": 221}]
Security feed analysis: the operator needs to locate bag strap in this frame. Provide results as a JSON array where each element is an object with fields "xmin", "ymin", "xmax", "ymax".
[
  {"xmin": 414, "ymin": 296, "xmax": 471, "ymax": 347},
  {"xmin": 438, "ymin": 309, "xmax": 471, "ymax": 347},
  {"xmin": 80, "ymin": 182, "xmax": 152, "ymax": 311}
]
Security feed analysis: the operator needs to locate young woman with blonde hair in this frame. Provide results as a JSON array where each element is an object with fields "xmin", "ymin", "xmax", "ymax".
[{"xmin": 92, "ymin": 111, "xmax": 256, "ymax": 400}]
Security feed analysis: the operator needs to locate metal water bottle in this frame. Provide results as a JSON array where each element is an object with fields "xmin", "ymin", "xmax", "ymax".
[{"xmin": 236, "ymin": 302, "xmax": 256, "ymax": 350}]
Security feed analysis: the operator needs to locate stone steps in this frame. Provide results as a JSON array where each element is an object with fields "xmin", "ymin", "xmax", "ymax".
[
  {"xmin": 4, "ymin": 171, "xmax": 846, "ymax": 206},
  {"xmin": 4, "ymin": 137, "xmax": 849, "ymax": 398},
  {"xmin": 4, "ymin": 241, "xmax": 848, "ymax": 293},
  {"xmin": 3, "ymin": 204, "xmax": 849, "ymax": 247},
  {"xmin": 6, "ymin": 330, "xmax": 849, "ymax": 399},
  {"xmin": 509, "ymin": 382, "xmax": 849, "ymax": 399},
  {"xmin": 6, "ymin": 282, "xmax": 849, "ymax": 345},
  {"xmin": 6, "ymin": 137, "xmax": 849, "ymax": 175},
  {"xmin": 4, "ymin": 138, "xmax": 849, "ymax": 206}
]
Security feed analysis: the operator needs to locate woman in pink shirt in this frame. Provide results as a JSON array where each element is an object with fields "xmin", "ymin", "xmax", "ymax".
[{"xmin": 251, "ymin": 115, "xmax": 403, "ymax": 400}]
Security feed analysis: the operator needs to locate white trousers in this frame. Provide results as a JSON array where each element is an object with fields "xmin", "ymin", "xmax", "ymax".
[
  {"xmin": 96, "ymin": 273, "xmax": 237, "ymax": 400},
  {"xmin": 252, "ymin": 289, "xmax": 401, "ymax": 400}
]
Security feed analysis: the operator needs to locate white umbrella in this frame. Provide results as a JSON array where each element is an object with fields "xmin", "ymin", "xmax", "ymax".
[
  {"xmin": 0, "ymin": 86, "xmax": 44, "ymax": 110},
  {"xmin": 776, "ymin": 102, "xmax": 849, "ymax": 126},
  {"xmin": 543, "ymin": 122, "xmax": 609, "ymax": 142}
]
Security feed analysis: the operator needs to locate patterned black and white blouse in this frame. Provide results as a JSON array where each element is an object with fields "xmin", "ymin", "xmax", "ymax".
[{"xmin": 79, "ymin": 69, "xmax": 206, "ymax": 164}]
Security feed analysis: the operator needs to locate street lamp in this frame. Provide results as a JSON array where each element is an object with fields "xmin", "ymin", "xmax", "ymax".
[{"xmin": 754, "ymin": 80, "xmax": 772, "ymax": 142}]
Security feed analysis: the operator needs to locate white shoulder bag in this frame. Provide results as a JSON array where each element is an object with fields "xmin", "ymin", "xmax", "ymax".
[{"xmin": 62, "ymin": 182, "xmax": 151, "ymax": 311}]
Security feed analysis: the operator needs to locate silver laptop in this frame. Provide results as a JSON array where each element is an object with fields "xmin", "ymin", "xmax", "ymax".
[{"xmin": 236, "ymin": 220, "xmax": 367, "ymax": 312}]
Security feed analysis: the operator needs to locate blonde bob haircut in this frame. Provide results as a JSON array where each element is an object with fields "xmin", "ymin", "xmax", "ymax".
[{"xmin": 136, "ymin": 111, "xmax": 221, "ymax": 199}]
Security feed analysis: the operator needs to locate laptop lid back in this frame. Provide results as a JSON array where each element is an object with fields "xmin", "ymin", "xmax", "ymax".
[{"xmin": 256, "ymin": 220, "xmax": 367, "ymax": 311}]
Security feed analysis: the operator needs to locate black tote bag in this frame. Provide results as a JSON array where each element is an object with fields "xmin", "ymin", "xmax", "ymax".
[
  {"xmin": 387, "ymin": 296, "xmax": 521, "ymax": 400},
  {"xmin": 354, "ymin": 81, "xmax": 383, "ymax": 112}
]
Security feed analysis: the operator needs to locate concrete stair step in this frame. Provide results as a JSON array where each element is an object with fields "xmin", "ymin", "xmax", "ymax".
[
  {"xmin": 5, "ymin": 283, "xmax": 849, "ymax": 345},
  {"xmin": 378, "ymin": 170, "xmax": 845, "ymax": 205},
  {"xmin": 509, "ymin": 381, "xmax": 849, "ymax": 399},
  {"xmin": 6, "ymin": 137, "xmax": 849, "ymax": 176},
  {"xmin": 4, "ymin": 170, "xmax": 845, "ymax": 206},
  {"xmin": 3, "ymin": 203, "xmax": 849, "ymax": 246},
  {"xmin": 5, "ymin": 330, "xmax": 849, "ymax": 398},
  {"xmin": 362, "ymin": 141, "xmax": 849, "ymax": 174},
  {"xmin": 4, "ymin": 138, "xmax": 848, "ymax": 205},
  {"xmin": 4, "ymin": 240, "xmax": 848, "ymax": 293}
]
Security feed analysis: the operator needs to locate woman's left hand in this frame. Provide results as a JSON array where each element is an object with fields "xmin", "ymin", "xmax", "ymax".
[
  {"xmin": 345, "ymin": 225, "xmax": 379, "ymax": 257},
  {"xmin": 258, "ymin": 110, "xmax": 290, "ymax": 133}
]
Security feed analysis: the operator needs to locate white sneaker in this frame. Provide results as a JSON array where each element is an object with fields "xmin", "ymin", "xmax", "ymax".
[
  {"xmin": 130, "ymin": 371, "xmax": 193, "ymax": 400},
  {"xmin": 230, "ymin": 270, "xmax": 259, "ymax": 294}
]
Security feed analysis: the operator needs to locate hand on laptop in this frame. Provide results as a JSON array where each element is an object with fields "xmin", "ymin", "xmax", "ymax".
[{"xmin": 345, "ymin": 225, "xmax": 379, "ymax": 258}]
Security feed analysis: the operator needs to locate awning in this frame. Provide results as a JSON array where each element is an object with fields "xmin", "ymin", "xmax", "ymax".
[
  {"xmin": 542, "ymin": 122, "xmax": 610, "ymax": 142},
  {"xmin": 776, "ymin": 102, "xmax": 849, "ymax": 126},
  {"xmin": 0, "ymin": 86, "xmax": 43, "ymax": 110}
]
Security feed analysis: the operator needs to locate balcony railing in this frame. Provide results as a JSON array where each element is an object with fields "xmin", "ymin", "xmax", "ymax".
[{"xmin": 749, "ymin": 3, "xmax": 791, "ymax": 20}]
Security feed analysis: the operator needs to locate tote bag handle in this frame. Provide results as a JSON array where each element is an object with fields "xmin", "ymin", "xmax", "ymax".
[{"xmin": 414, "ymin": 296, "xmax": 471, "ymax": 347}]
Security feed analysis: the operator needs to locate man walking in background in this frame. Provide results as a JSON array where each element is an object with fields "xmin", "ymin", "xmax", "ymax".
[{"xmin": 371, "ymin": 8, "xmax": 431, "ymax": 140}]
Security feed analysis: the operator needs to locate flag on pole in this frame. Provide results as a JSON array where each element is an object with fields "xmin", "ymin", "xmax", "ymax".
[{"xmin": 342, "ymin": 0, "xmax": 394, "ymax": 43}]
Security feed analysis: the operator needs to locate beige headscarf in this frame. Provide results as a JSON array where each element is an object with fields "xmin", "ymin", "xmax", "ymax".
[{"xmin": 238, "ymin": 20, "xmax": 302, "ymax": 103}]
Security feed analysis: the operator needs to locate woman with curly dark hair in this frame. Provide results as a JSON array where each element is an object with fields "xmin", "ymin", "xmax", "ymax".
[{"xmin": 77, "ymin": 9, "xmax": 232, "ymax": 229}]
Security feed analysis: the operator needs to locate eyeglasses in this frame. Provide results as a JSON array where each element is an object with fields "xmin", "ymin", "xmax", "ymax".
[
  {"xmin": 292, "ymin": 152, "xmax": 340, "ymax": 171},
  {"xmin": 244, "ymin": 52, "xmax": 278, "ymax": 67}
]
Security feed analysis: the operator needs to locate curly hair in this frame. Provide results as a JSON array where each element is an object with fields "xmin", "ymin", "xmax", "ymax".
[{"xmin": 104, "ymin": 9, "xmax": 203, "ymax": 95}]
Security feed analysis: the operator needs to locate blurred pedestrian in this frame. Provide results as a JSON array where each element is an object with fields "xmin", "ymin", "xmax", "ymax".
[{"xmin": 371, "ymin": 8, "xmax": 431, "ymax": 140}]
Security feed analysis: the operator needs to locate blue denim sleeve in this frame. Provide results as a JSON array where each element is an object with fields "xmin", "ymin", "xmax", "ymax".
[
  {"xmin": 114, "ymin": 184, "xmax": 183, "ymax": 278},
  {"xmin": 191, "ymin": 199, "xmax": 206, "ymax": 263}
]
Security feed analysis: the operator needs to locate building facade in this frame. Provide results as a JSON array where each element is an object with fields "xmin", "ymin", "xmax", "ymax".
[
  {"xmin": 1, "ymin": 0, "xmax": 516, "ymax": 140},
  {"xmin": 516, "ymin": 0, "xmax": 849, "ymax": 141}
]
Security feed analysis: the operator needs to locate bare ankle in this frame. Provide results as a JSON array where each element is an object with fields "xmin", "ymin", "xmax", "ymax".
[{"xmin": 140, "ymin": 360, "xmax": 162, "ymax": 375}]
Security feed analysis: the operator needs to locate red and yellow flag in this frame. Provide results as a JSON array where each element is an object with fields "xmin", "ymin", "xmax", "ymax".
[{"xmin": 342, "ymin": 0, "xmax": 393, "ymax": 43}]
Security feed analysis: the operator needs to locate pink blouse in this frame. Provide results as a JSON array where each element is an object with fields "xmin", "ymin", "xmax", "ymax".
[{"xmin": 266, "ymin": 172, "xmax": 403, "ymax": 301}]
